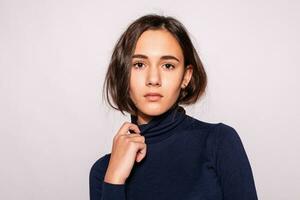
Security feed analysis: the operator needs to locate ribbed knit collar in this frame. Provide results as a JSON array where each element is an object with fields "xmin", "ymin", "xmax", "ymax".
[{"xmin": 130, "ymin": 104, "xmax": 187, "ymax": 144}]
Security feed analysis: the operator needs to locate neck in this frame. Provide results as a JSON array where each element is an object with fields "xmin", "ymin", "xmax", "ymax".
[
  {"xmin": 136, "ymin": 111, "xmax": 153, "ymax": 125},
  {"xmin": 135, "ymin": 103, "xmax": 180, "ymax": 125},
  {"xmin": 130, "ymin": 104, "xmax": 187, "ymax": 144}
]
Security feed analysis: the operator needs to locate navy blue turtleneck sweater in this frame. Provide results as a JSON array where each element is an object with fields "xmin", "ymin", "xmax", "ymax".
[{"xmin": 89, "ymin": 105, "xmax": 258, "ymax": 200}]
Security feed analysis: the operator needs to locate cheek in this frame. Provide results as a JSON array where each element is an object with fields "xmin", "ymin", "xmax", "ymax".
[
  {"xmin": 130, "ymin": 71, "xmax": 144, "ymax": 96},
  {"xmin": 162, "ymin": 75, "xmax": 182, "ymax": 96}
]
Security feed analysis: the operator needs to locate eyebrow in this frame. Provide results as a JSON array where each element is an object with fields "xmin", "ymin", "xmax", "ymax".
[{"xmin": 131, "ymin": 54, "xmax": 180, "ymax": 62}]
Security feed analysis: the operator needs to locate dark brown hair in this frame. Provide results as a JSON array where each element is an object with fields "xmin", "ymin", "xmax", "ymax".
[{"xmin": 102, "ymin": 14, "xmax": 207, "ymax": 116}]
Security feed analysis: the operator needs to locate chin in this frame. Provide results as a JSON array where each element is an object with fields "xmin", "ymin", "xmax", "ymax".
[{"xmin": 138, "ymin": 103, "xmax": 171, "ymax": 116}]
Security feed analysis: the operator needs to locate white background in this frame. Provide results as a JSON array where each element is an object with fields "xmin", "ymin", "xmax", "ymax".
[{"xmin": 1, "ymin": 0, "xmax": 299, "ymax": 199}]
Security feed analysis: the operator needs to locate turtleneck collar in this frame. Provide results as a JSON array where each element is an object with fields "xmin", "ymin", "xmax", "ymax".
[{"xmin": 130, "ymin": 104, "xmax": 187, "ymax": 144}]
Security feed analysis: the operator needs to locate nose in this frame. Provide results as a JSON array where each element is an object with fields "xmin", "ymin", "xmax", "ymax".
[{"xmin": 146, "ymin": 65, "xmax": 161, "ymax": 87}]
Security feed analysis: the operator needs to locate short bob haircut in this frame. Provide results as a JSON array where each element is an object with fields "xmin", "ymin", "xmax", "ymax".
[{"xmin": 102, "ymin": 14, "xmax": 207, "ymax": 116}]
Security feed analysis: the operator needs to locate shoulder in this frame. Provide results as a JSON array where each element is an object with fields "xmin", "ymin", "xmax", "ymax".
[
  {"xmin": 184, "ymin": 114, "xmax": 221, "ymax": 133},
  {"xmin": 187, "ymin": 118, "xmax": 249, "ymax": 167},
  {"xmin": 210, "ymin": 123, "xmax": 249, "ymax": 166},
  {"xmin": 186, "ymin": 114, "xmax": 241, "ymax": 141},
  {"xmin": 214, "ymin": 122, "xmax": 244, "ymax": 149},
  {"xmin": 184, "ymin": 115, "xmax": 244, "ymax": 153},
  {"xmin": 89, "ymin": 153, "xmax": 111, "ymax": 180}
]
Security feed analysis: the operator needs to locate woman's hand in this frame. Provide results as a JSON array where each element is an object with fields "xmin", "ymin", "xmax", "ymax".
[{"xmin": 104, "ymin": 122, "xmax": 147, "ymax": 184}]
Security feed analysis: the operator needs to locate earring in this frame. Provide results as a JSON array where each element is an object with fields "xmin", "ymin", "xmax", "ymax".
[{"xmin": 182, "ymin": 83, "xmax": 186, "ymax": 89}]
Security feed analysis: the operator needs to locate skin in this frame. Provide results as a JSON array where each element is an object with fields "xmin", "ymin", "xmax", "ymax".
[
  {"xmin": 130, "ymin": 29, "xmax": 193, "ymax": 124},
  {"xmin": 104, "ymin": 29, "xmax": 193, "ymax": 184}
]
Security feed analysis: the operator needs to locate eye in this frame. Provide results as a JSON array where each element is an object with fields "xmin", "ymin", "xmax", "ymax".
[
  {"xmin": 163, "ymin": 63, "xmax": 175, "ymax": 70},
  {"xmin": 132, "ymin": 62, "xmax": 145, "ymax": 69}
]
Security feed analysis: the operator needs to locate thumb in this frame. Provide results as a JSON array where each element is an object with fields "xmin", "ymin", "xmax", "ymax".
[{"xmin": 136, "ymin": 146, "xmax": 147, "ymax": 163}]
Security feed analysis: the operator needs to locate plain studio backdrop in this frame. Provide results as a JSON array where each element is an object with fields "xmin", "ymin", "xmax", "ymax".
[{"xmin": 0, "ymin": 0, "xmax": 299, "ymax": 199}]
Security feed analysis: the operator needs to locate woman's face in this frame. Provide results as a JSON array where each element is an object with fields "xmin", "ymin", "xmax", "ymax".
[{"xmin": 129, "ymin": 29, "xmax": 193, "ymax": 124}]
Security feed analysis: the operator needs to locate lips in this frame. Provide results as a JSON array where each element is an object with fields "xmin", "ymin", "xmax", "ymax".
[
  {"xmin": 144, "ymin": 92, "xmax": 163, "ymax": 97},
  {"xmin": 144, "ymin": 92, "xmax": 163, "ymax": 101}
]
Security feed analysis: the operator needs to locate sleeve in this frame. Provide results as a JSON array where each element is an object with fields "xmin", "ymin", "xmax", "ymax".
[
  {"xmin": 89, "ymin": 154, "xmax": 127, "ymax": 200},
  {"xmin": 215, "ymin": 123, "xmax": 258, "ymax": 200}
]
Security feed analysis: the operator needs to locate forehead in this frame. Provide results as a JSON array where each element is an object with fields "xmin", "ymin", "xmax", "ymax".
[{"xmin": 133, "ymin": 29, "xmax": 184, "ymax": 60}]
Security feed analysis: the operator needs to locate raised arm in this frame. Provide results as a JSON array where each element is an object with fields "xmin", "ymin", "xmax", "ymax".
[
  {"xmin": 89, "ymin": 122, "xmax": 146, "ymax": 200},
  {"xmin": 89, "ymin": 155, "xmax": 126, "ymax": 200}
]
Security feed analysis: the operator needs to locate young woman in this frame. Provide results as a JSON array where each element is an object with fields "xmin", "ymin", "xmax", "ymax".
[{"xmin": 89, "ymin": 14, "xmax": 258, "ymax": 200}]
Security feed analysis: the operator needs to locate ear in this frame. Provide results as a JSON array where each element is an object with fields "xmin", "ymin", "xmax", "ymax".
[{"xmin": 181, "ymin": 65, "xmax": 193, "ymax": 89}]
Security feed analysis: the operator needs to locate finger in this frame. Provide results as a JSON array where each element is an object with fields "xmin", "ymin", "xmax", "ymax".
[
  {"xmin": 126, "ymin": 133, "xmax": 142, "ymax": 137},
  {"xmin": 116, "ymin": 122, "xmax": 140, "ymax": 136},
  {"xmin": 127, "ymin": 135, "xmax": 145, "ymax": 143},
  {"xmin": 136, "ymin": 143, "xmax": 147, "ymax": 162},
  {"xmin": 126, "ymin": 124, "xmax": 141, "ymax": 135}
]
